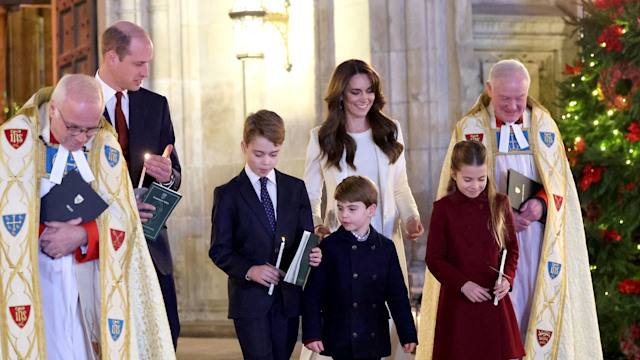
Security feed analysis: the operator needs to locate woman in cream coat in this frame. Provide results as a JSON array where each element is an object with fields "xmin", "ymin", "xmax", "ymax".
[{"xmin": 302, "ymin": 59, "xmax": 423, "ymax": 360}]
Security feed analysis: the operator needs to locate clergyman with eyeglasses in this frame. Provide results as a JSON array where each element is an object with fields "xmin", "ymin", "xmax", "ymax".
[{"xmin": 0, "ymin": 74, "xmax": 175, "ymax": 359}]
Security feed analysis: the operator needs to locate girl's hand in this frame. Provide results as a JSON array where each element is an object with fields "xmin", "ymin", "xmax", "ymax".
[
  {"xmin": 402, "ymin": 342, "xmax": 417, "ymax": 353},
  {"xmin": 405, "ymin": 217, "xmax": 424, "ymax": 241},
  {"xmin": 309, "ymin": 247, "xmax": 322, "ymax": 267},
  {"xmin": 460, "ymin": 281, "xmax": 491, "ymax": 303},
  {"xmin": 314, "ymin": 225, "xmax": 331, "ymax": 240},
  {"xmin": 305, "ymin": 340, "xmax": 324, "ymax": 353},
  {"xmin": 493, "ymin": 276, "xmax": 510, "ymax": 301}
]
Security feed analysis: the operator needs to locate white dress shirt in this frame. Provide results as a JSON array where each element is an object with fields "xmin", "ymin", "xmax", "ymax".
[
  {"xmin": 244, "ymin": 164, "xmax": 278, "ymax": 220},
  {"xmin": 95, "ymin": 71, "xmax": 129, "ymax": 128}
]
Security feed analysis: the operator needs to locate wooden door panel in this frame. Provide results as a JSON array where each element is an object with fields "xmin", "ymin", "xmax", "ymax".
[{"xmin": 54, "ymin": 0, "xmax": 97, "ymax": 78}]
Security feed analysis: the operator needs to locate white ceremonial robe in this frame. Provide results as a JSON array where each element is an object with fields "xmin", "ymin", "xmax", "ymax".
[
  {"xmin": 0, "ymin": 87, "xmax": 176, "ymax": 360},
  {"xmin": 488, "ymin": 104, "xmax": 545, "ymax": 342}
]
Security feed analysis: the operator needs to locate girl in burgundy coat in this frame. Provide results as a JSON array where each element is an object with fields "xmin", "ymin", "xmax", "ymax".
[{"xmin": 426, "ymin": 140, "xmax": 525, "ymax": 360}]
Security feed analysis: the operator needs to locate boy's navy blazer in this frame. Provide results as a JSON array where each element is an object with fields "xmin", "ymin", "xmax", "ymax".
[{"xmin": 209, "ymin": 168, "xmax": 314, "ymax": 318}]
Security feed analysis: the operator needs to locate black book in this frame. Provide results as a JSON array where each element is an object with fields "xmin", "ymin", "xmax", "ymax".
[
  {"xmin": 40, "ymin": 170, "xmax": 108, "ymax": 223},
  {"xmin": 507, "ymin": 169, "xmax": 543, "ymax": 211}
]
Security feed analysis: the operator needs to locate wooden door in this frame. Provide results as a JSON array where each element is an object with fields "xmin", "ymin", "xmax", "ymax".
[
  {"xmin": 0, "ymin": 1, "xmax": 53, "ymax": 122},
  {"xmin": 53, "ymin": 0, "xmax": 97, "ymax": 78}
]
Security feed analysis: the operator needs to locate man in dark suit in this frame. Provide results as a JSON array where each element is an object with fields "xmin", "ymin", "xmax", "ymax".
[
  {"xmin": 96, "ymin": 21, "xmax": 181, "ymax": 349},
  {"xmin": 209, "ymin": 110, "xmax": 321, "ymax": 360}
]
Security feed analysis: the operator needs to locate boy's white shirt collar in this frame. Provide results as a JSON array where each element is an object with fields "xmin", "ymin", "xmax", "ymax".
[
  {"xmin": 244, "ymin": 164, "xmax": 276, "ymax": 185},
  {"xmin": 351, "ymin": 227, "xmax": 371, "ymax": 242}
]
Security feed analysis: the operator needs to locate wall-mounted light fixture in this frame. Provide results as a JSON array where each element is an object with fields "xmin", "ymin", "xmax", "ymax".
[{"xmin": 229, "ymin": 0, "xmax": 292, "ymax": 71}]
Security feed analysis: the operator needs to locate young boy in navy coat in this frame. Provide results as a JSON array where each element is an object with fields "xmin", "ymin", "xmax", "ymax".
[
  {"xmin": 210, "ymin": 110, "xmax": 322, "ymax": 360},
  {"xmin": 302, "ymin": 175, "xmax": 417, "ymax": 360}
]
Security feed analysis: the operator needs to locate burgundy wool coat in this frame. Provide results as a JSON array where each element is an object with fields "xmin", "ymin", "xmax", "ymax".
[{"xmin": 426, "ymin": 189, "xmax": 525, "ymax": 360}]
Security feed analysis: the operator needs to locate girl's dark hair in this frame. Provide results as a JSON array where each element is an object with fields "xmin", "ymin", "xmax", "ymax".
[
  {"xmin": 448, "ymin": 140, "xmax": 507, "ymax": 249},
  {"xmin": 318, "ymin": 59, "xmax": 403, "ymax": 171}
]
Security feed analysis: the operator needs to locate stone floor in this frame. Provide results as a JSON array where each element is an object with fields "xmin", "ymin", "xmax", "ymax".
[{"xmin": 176, "ymin": 337, "xmax": 303, "ymax": 360}]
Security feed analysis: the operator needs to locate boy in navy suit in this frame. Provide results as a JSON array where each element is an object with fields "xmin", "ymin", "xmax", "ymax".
[
  {"xmin": 302, "ymin": 175, "xmax": 417, "ymax": 360},
  {"xmin": 210, "ymin": 110, "xmax": 322, "ymax": 360}
]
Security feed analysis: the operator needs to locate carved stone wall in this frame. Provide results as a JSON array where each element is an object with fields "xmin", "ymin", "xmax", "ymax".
[{"xmin": 472, "ymin": 7, "xmax": 575, "ymax": 118}]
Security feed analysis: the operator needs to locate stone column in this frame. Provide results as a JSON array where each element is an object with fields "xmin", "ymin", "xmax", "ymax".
[
  {"xmin": 313, "ymin": 0, "xmax": 335, "ymax": 126},
  {"xmin": 367, "ymin": 0, "xmax": 477, "ymax": 294},
  {"xmin": 116, "ymin": 0, "xmax": 145, "ymax": 27}
]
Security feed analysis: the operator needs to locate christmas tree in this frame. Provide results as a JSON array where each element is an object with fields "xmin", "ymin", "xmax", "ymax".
[{"xmin": 558, "ymin": 1, "xmax": 640, "ymax": 358}]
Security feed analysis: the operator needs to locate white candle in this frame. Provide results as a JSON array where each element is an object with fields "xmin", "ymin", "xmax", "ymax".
[
  {"xmin": 269, "ymin": 237, "xmax": 286, "ymax": 296},
  {"xmin": 137, "ymin": 153, "xmax": 150, "ymax": 188},
  {"xmin": 494, "ymin": 249, "xmax": 507, "ymax": 306}
]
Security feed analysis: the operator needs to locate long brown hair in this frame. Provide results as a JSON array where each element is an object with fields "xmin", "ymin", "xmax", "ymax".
[
  {"xmin": 447, "ymin": 141, "xmax": 507, "ymax": 249},
  {"xmin": 318, "ymin": 59, "xmax": 403, "ymax": 171}
]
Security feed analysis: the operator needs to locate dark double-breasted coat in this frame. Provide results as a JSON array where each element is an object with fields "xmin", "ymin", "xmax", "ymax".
[
  {"xmin": 426, "ymin": 189, "xmax": 525, "ymax": 360},
  {"xmin": 302, "ymin": 226, "xmax": 417, "ymax": 358}
]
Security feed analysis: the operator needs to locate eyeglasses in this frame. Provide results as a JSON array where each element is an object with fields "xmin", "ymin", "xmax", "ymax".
[{"xmin": 57, "ymin": 109, "xmax": 102, "ymax": 137}]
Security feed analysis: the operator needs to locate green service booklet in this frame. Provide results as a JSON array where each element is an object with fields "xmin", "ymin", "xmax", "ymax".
[
  {"xmin": 140, "ymin": 182, "xmax": 182, "ymax": 241},
  {"xmin": 283, "ymin": 231, "xmax": 320, "ymax": 287}
]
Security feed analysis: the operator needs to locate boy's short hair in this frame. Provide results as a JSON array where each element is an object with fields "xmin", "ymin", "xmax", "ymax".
[
  {"xmin": 243, "ymin": 109, "xmax": 286, "ymax": 145},
  {"xmin": 334, "ymin": 175, "xmax": 378, "ymax": 207}
]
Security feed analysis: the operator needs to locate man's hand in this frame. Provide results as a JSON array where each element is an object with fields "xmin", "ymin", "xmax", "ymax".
[
  {"xmin": 41, "ymin": 217, "xmax": 87, "ymax": 259},
  {"xmin": 144, "ymin": 144, "xmax": 173, "ymax": 183},
  {"xmin": 136, "ymin": 198, "xmax": 156, "ymax": 223},
  {"xmin": 314, "ymin": 225, "xmax": 331, "ymax": 241},
  {"xmin": 460, "ymin": 281, "xmax": 491, "ymax": 303},
  {"xmin": 246, "ymin": 264, "xmax": 285, "ymax": 288},
  {"xmin": 402, "ymin": 342, "xmax": 417, "ymax": 353},
  {"xmin": 305, "ymin": 340, "xmax": 324, "ymax": 353},
  {"xmin": 513, "ymin": 198, "xmax": 544, "ymax": 232},
  {"xmin": 493, "ymin": 276, "xmax": 510, "ymax": 301},
  {"xmin": 405, "ymin": 217, "xmax": 424, "ymax": 242},
  {"xmin": 309, "ymin": 247, "xmax": 322, "ymax": 267}
]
